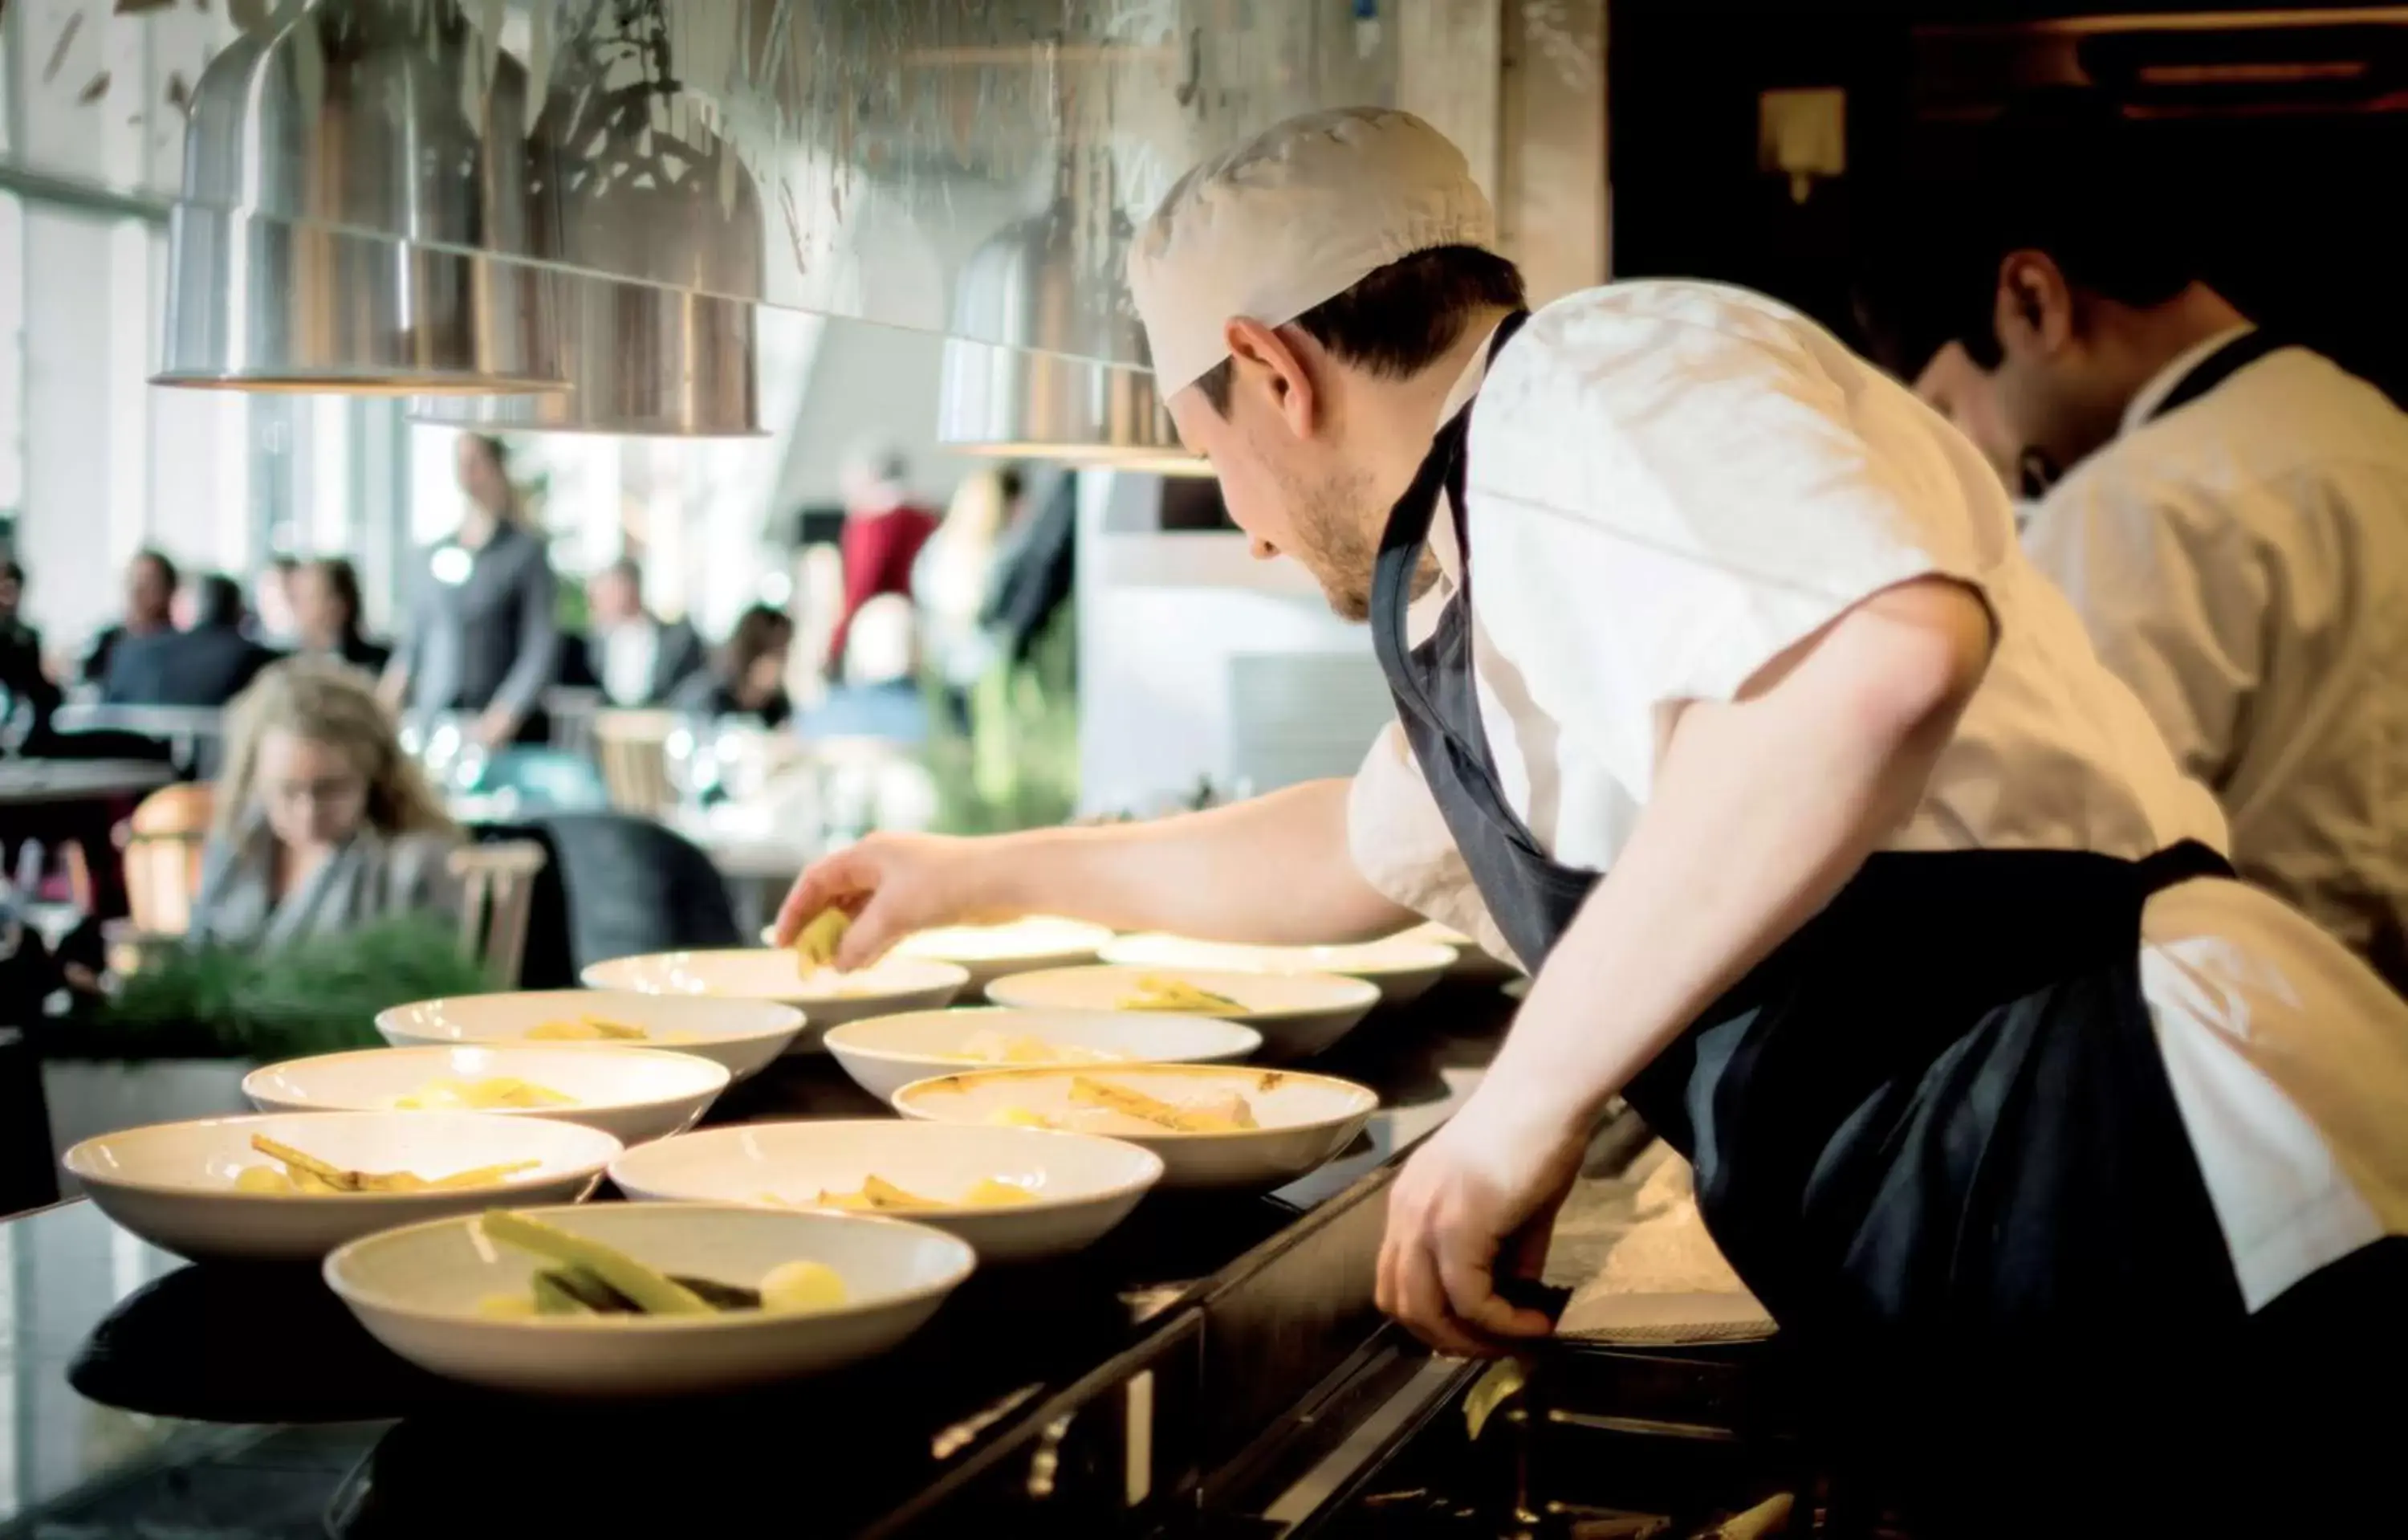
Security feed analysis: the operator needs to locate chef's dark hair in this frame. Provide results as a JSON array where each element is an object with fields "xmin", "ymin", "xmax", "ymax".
[
  {"xmin": 1195, "ymin": 244, "xmax": 1527, "ymax": 415},
  {"xmin": 1858, "ymin": 87, "xmax": 2204, "ymax": 377}
]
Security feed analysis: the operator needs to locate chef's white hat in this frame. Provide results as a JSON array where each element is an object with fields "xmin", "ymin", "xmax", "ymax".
[{"xmin": 1128, "ymin": 107, "xmax": 1498, "ymax": 398}]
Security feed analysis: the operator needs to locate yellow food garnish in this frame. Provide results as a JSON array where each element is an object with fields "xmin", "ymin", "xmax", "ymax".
[
  {"xmin": 393, "ymin": 1076, "xmax": 576, "ymax": 1110},
  {"xmin": 987, "ymin": 1106, "xmax": 1056, "ymax": 1129},
  {"xmin": 1117, "ymin": 975, "xmax": 1247, "ymax": 1014},
  {"xmin": 759, "ymin": 1260, "xmax": 848, "ymax": 1313},
  {"xmin": 954, "ymin": 1029, "xmax": 1123, "ymax": 1065},
  {"xmin": 797, "ymin": 1174, "xmax": 1036, "ymax": 1211},
  {"xmin": 792, "ymin": 908, "xmax": 852, "ymax": 973},
  {"xmin": 1069, "ymin": 1075, "xmax": 1256, "ymax": 1133},
  {"xmin": 525, "ymin": 1016, "xmax": 649, "ymax": 1042},
  {"xmin": 962, "ymin": 1178, "xmax": 1037, "ymax": 1207},
  {"xmin": 234, "ymin": 1134, "xmax": 538, "ymax": 1194}
]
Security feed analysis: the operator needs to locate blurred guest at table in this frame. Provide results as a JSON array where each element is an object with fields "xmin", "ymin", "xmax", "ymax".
[
  {"xmin": 0, "ymin": 556, "xmax": 60, "ymax": 748},
  {"xmin": 189, "ymin": 660, "xmax": 462, "ymax": 953},
  {"xmin": 915, "ymin": 465, "xmax": 1021, "ymax": 732},
  {"xmin": 103, "ymin": 572, "xmax": 278, "ymax": 708},
  {"xmin": 802, "ymin": 594, "xmax": 929, "ymax": 745},
  {"xmin": 291, "ymin": 557, "xmax": 390, "ymax": 677},
  {"xmin": 562, "ymin": 556, "xmax": 706, "ymax": 707},
  {"xmin": 826, "ymin": 443, "xmax": 938, "ymax": 680},
  {"xmin": 250, "ymin": 554, "xmax": 301, "ymax": 647},
  {"xmin": 78, "ymin": 548, "xmax": 178, "ymax": 687},
  {"xmin": 380, "ymin": 433, "xmax": 561, "ymax": 748},
  {"xmin": 672, "ymin": 604, "xmax": 795, "ymax": 729}
]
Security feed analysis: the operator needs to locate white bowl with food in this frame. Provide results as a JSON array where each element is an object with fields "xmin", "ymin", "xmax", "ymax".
[
  {"xmin": 893, "ymin": 1065, "xmax": 1380, "ymax": 1190},
  {"xmin": 986, "ymin": 965, "xmax": 1381, "ymax": 1060},
  {"xmin": 581, "ymin": 949, "xmax": 970, "ymax": 1052},
  {"xmin": 323, "ymin": 1203, "xmax": 975, "ymax": 1396},
  {"xmin": 61, "ymin": 1111, "xmax": 620, "ymax": 1263},
  {"xmin": 244, "ymin": 1044, "xmax": 729, "ymax": 1147},
  {"xmin": 1098, "ymin": 932, "xmax": 1459, "ymax": 1007},
  {"xmin": 891, "ymin": 917, "xmax": 1116, "ymax": 992},
  {"xmin": 375, "ymin": 990, "xmax": 807, "ymax": 1084},
  {"xmin": 822, "ymin": 1007, "xmax": 1263, "ymax": 1105},
  {"xmin": 608, "ymin": 1119, "xmax": 1164, "ymax": 1263},
  {"xmin": 1393, "ymin": 920, "xmax": 1522, "ymax": 982}
]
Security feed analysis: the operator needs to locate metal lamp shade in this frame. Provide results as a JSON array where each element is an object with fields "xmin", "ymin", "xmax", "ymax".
[
  {"xmin": 936, "ymin": 204, "xmax": 1202, "ymax": 471},
  {"xmin": 155, "ymin": 0, "xmax": 563, "ymax": 394}
]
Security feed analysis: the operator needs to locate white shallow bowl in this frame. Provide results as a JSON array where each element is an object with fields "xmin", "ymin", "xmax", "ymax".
[
  {"xmin": 325, "ymin": 1203, "xmax": 975, "ymax": 1397},
  {"xmin": 892, "ymin": 917, "xmax": 1117, "ymax": 992},
  {"xmin": 1394, "ymin": 921, "xmax": 1522, "ymax": 982},
  {"xmin": 376, "ymin": 990, "xmax": 807, "ymax": 1084},
  {"xmin": 986, "ymin": 965, "xmax": 1380, "ymax": 1060},
  {"xmin": 823, "ymin": 1007, "xmax": 1263, "ymax": 1105},
  {"xmin": 1098, "ymin": 933, "xmax": 1458, "ymax": 1007},
  {"xmin": 245, "ymin": 1045, "xmax": 730, "ymax": 1147},
  {"xmin": 62, "ymin": 1111, "xmax": 620, "ymax": 1263},
  {"xmin": 582, "ymin": 950, "xmax": 970, "ymax": 1052},
  {"xmin": 609, "ymin": 1120, "xmax": 1164, "ymax": 1263},
  {"xmin": 894, "ymin": 1064, "xmax": 1379, "ymax": 1190}
]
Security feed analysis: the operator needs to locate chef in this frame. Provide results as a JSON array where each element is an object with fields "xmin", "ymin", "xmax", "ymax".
[
  {"xmin": 778, "ymin": 108, "xmax": 2408, "ymax": 1528},
  {"xmin": 1877, "ymin": 89, "xmax": 2408, "ymax": 992}
]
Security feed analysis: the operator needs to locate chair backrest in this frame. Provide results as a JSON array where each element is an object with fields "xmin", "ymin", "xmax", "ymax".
[
  {"xmin": 120, "ymin": 783, "xmax": 216, "ymax": 937},
  {"xmin": 592, "ymin": 709, "xmax": 682, "ymax": 818},
  {"xmin": 535, "ymin": 813, "xmax": 742, "ymax": 968},
  {"xmin": 448, "ymin": 839, "xmax": 549, "ymax": 987}
]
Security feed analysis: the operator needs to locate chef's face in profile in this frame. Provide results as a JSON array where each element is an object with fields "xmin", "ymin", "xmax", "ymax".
[
  {"xmin": 1980, "ymin": 250, "xmax": 2133, "ymax": 492},
  {"xmin": 1912, "ymin": 340, "xmax": 2022, "ymax": 492},
  {"xmin": 1169, "ymin": 332, "xmax": 1385, "ymax": 623}
]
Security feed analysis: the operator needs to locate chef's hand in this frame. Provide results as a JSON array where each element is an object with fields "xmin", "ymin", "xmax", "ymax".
[
  {"xmin": 772, "ymin": 833, "xmax": 1014, "ymax": 972},
  {"xmin": 1377, "ymin": 1086, "xmax": 1585, "ymax": 1358}
]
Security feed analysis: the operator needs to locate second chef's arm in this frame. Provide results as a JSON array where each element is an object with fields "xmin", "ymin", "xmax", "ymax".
[
  {"xmin": 1481, "ymin": 576, "xmax": 1995, "ymax": 1133},
  {"xmin": 777, "ymin": 778, "xmax": 1420, "ymax": 970}
]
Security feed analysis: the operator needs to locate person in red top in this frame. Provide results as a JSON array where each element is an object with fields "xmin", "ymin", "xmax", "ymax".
[{"xmin": 826, "ymin": 444, "xmax": 939, "ymax": 678}]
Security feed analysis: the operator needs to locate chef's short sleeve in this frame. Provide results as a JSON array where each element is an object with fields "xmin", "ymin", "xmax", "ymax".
[
  {"xmin": 1347, "ymin": 723, "xmax": 1521, "ymax": 968},
  {"xmin": 1462, "ymin": 286, "xmax": 2009, "ymax": 788}
]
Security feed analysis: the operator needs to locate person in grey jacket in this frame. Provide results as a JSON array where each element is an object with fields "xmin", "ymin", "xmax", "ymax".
[
  {"xmin": 191, "ymin": 660, "xmax": 463, "ymax": 953},
  {"xmin": 380, "ymin": 434, "xmax": 561, "ymax": 748}
]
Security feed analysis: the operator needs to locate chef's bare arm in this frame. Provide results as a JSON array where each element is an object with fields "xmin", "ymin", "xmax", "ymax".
[
  {"xmin": 775, "ymin": 779, "xmax": 1420, "ymax": 967},
  {"xmin": 1487, "ymin": 576, "xmax": 1996, "ymax": 1128}
]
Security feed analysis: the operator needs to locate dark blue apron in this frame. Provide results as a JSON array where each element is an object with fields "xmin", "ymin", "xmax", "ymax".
[{"xmin": 1369, "ymin": 311, "xmax": 2247, "ymax": 1377}]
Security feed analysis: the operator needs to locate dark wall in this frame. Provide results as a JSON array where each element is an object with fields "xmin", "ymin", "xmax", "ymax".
[{"xmin": 1607, "ymin": 0, "xmax": 2408, "ymax": 403}]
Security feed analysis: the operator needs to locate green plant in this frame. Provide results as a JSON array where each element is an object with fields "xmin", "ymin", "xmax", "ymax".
[
  {"xmin": 922, "ymin": 605, "xmax": 1079, "ymax": 835},
  {"xmin": 65, "ymin": 915, "xmax": 494, "ymax": 1062}
]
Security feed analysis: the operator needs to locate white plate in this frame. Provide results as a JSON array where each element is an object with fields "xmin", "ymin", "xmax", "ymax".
[
  {"xmin": 1098, "ymin": 933, "xmax": 1458, "ymax": 1007},
  {"xmin": 892, "ymin": 917, "xmax": 1116, "ymax": 992},
  {"xmin": 609, "ymin": 1120, "xmax": 1163, "ymax": 1263},
  {"xmin": 376, "ymin": 990, "xmax": 807, "ymax": 1084},
  {"xmin": 581, "ymin": 949, "xmax": 970, "ymax": 1052},
  {"xmin": 324, "ymin": 1203, "xmax": 975, "ymax": 1397},
  {"xmin": 1393, "ymin": 920, "xmax": 1522, "ymax": 982},
  {"xmin": 62, "ymin": 1111, "xmax": 620, "ymax": 1263},
  {"xmin": 986, "ymin": 965, "xmax": 1379, "ymax": 1060},
  {"xmin": 244, "ymin": 1045, "xmax": 729, "ymax": 1147},
  {"xmin": 823, "ymin": 1007, "xmax": 1263, "ymax": 1104},
  {"xmin": 893, "ymin": 1064, "xmax": 1379, "ymax": 1190}
]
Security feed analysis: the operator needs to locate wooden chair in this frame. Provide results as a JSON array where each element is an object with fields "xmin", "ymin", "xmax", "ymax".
[
  {"xmin": 449, "ymin": 840, "xmax": 549, "ymax": 987},
  {"xmin": 119, "ymin": 783, "xmax": 217, "ymax": 937},
  {"xmin": 592, "ymin": 709, "xmax": 682, "ymax": 818}
]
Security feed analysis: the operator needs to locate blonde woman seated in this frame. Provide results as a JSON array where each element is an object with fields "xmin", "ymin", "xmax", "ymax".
[{"xmin": 189, "ymin": 661, "xmax": 464, "ymax": 951}]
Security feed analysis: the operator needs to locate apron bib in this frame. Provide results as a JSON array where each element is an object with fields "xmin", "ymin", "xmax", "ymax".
[{"xmin": 1367, "ymin": 311, "xmax": 2246, "ymax": 1347}]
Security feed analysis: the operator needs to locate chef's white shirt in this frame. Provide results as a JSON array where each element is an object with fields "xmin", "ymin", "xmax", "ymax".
[
  {"xmin": 2023, "ymin": 330, "xmax": 2408, "ymax": 988},
  {"xmin": 1347, "ymin": 279, "xmax": 2408, "ymax": 1311}
]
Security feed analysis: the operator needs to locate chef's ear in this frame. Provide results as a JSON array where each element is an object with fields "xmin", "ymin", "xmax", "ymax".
[
  {"xmin": 1993, "ymin": 250, "xmax": 2074, "ymax": 356},
  {"xmin": 1222, "ymin": 317, "xmax": 1317, "ymax": 438}
]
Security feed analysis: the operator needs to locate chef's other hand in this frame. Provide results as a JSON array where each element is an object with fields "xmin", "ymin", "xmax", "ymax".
[
  {"xmin": 772, "ymin": 833, "xmax": 1008, "ymax": 972},
  {"xmin": 1376, "ymin": 1092, "xmax": 1584, "ymax": 1358}
]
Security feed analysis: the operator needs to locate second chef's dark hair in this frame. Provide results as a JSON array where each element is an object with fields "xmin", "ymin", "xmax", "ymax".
[{"xmin": 1195, "ymin": 244, "xmax": 1527, "ymax": 415}]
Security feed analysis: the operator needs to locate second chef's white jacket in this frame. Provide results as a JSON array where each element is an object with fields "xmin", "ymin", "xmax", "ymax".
[
  {"xmin": 2023, "ymin": 330, "xmax": 2408, "ymax": 989},
  {"xmin": 1346, "ymin": 279, "xmax": 2408, "ymax": 1314}
]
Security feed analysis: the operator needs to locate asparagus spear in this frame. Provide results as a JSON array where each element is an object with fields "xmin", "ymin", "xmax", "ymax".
[{"xmin": 478, "ymin": 1211, "xmax": 712, "ymax": 1315}]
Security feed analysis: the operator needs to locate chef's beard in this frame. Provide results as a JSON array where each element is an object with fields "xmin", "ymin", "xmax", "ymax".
[{"xmin": 1282, "ymin": 462, "xmax": 1388, "ymax": 622}]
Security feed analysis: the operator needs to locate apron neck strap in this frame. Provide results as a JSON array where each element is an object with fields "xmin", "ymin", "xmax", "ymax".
[
  {"xmin": 1370, "ymin": 311, "xmax": 1531, "ymax": 709},
  {"xmin": 2142, "ymin": 328, "xmax": 2288, "ymax": 426}
]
